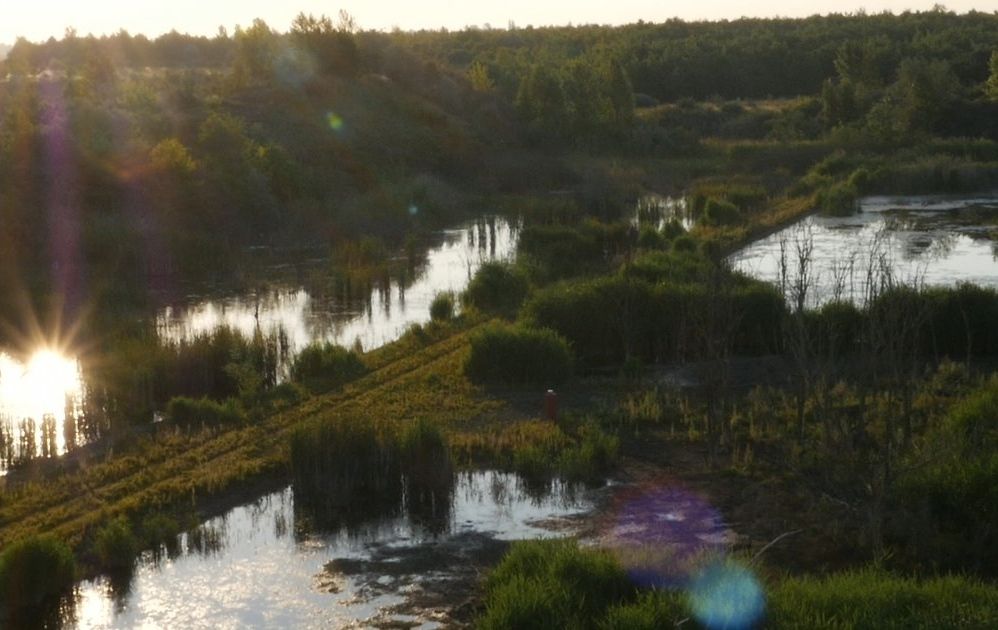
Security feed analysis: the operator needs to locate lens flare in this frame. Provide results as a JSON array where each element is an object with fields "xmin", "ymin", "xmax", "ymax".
[
  {"xmin": 688, "ymin": 560, "xmax": 765, "ymax": 630},
  {"xmin": 326, "ymin": 112, "xmax": 344, "ymax": 132},
  {"xmin": 604, "ymin": 483, "xmax": 733, "ymax": 588}
]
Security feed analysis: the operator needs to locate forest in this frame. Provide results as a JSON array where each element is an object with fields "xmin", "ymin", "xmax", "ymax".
[{"xmin": 1, "ymin": 7, "xmax": 998, "ymax": 628}]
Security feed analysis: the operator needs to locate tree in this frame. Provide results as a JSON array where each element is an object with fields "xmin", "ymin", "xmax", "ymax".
[
  {"xmin": 233, "ymin": 19, "xmax": 278, "ymax": 85},
  {"xmin": 987, "ymin": 50, "xmax": 998, "ymax": 101},
  {"xmin": 467, "ymin": 61, "xmax": 495, "ymax": 92},
  {"xmin": 289, "ymin": 12, "xmax": 359, "ymax": 77},
  {"xmin": 515, "ymin": 64, "xmax": 568, "ymax": 142}
]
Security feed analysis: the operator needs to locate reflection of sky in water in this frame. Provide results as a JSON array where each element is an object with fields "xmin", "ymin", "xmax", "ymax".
[
  {"xmin": 156, "ymin": 218, "xmax": 518, "ymax": 354},
  {"xmin": 730, "ymin": 195, "xmax": 998, "ymax": 307},
  {"xmin": 71, "ymin": 472, "xmax": 593, "ymax": 629}
]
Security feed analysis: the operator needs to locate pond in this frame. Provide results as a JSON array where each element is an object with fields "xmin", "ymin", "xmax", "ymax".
[
  {"xmin": 730, "ymin": 194, "xmax": 998, "ymax": 307},
  {"xmin": 68, "ymin": 471, "xmax": 599, "ymax": 629},
  {"xmin": 0, "ymin": 216, "xmax": 519, "ymax": 473}
]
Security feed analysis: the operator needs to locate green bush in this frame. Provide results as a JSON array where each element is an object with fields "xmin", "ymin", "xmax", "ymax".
[
  {"xmin": 166, "ymin": 396, "xmax": 246, "ymax": 427},
  {"xmin": 0, "ymin": 535, "xmax": 75, "ymax": 613},
  {"xmin": 897, "ymin": 378, "xmax": 998, "ymax": 573},
  {"xmin": 465, "ymin": 323, "xmax": 573, "ymax": 387},
  {"xmin": 429, "ymin": 291, "xmax": 456, "ymax": 321},
  {"xmin": 462, "ymin": 261, "xmax": 530, "ymax": 318},
  {"xmin": 290, "ymin": 343, "xmax": 367, "ymax": 393},
  {"xmin": 702, "ymin": 197, "xmax": 743, "ymax": 226},
  {"xmin": 94, "ymin": 516, "xmax": 140, "ymax": 571},
  {"xmin": 818, "ymin": 181, "xmax": 858, "ymax": 215}
]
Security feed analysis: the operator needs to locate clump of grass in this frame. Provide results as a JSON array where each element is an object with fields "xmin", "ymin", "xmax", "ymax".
[
  {"xmin": 0, "ymin": 535, "xmax": 76, "ymax": 614},
  {"xmin": 290, "ymin": 416, "xmax": 455, "ymax": 533},
  {"xmin": 93, "ymin": 516, "xmax": 139, "ymax": 572},
  {"xmin": 464, "ymin": 323, "xmax": 572, "ymax": 387},
  {"xmin": 480, "ymin": 539, "xmax": 635, "ymax": 630},
  {"xmin": 430, "ymin": 291, "xmax": 456, "ymax": 321},
  {"xmin": 290, "ymin": 343, "xmax": 367, "ymax": 393},
  {"xmin": 166, "ymin": 396, "xmax": 246, "ymax": 428},
  {"xmin": 140, "ymin": 513, "xmax": 182, "ymax": 558},
  {"xmin": 557, "ymin": 422, "xmax": 620, "ymax": 484},
  {"xmin": 399, "ymin": 419, "xmax": 455, "ymax": 532}
]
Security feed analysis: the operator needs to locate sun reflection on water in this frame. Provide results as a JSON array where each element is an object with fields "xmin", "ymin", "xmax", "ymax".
[{"xmin": 0, "ymin": 346, "xmax": 83, "ymax": 468}]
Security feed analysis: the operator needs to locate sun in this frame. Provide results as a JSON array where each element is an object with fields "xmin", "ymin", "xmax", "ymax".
[{"xmin": 21, "ymin": 348, "xmax": 83, "ymax": 416}]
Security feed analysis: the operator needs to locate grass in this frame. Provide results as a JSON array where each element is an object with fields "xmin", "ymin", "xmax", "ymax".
[
  {"xmin": 479, "ymin": 540, "xmax": 998, "ymax": 629},
  {"xmin": 0, "ymin": 535, "xmax": 75, "ymax": 618}
]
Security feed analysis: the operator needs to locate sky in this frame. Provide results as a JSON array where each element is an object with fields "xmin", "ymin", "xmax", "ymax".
[{"xmin": 2, "ymin": 1, "xmax": 997, "ymax": 45}]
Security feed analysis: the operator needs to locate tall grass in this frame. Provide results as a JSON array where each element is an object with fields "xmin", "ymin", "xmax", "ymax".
[
  {"xmin": 289, "ymin": 417, "xmax": 454, "ymax": 533},
  {"xmin": 0, "ymin": 535, "xmax": 75, "ymax": 616},
  {"xmin": 480, "ymin": 539, "xmax": 635, "ymax": 630},
  {"xmin": 479, "ymin": 540, "xmax": 998, "ymax": 629}
]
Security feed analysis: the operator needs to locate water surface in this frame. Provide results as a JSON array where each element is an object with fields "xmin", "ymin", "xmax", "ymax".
[
  {"xmin": 730, "ymin": 195, "xmax": 998, "ymax": 306},
  {"xmin": 71, "ymin": 471, "xmax": 595, "ymax": 629}
]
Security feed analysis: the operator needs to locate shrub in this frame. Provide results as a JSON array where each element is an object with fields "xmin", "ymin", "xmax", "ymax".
[
  {"xmin": 429, "ymin": 291, "xmax": 455, "ymax": 321},
  {"xmin": 702, "ymin": 197, "xmax": 742, "ymax": 226},
  {"xmin": 462, "ymin": 261, "xmax": 529, "ymax": 318},
  {"xmin": 94, "ymin": 516, "xmax": 139, "ymax": 571},
  {"xmin": 290, "ymin": 343, "xmax": 367, "ymax": 393},
  {"xmin": 0, "ymin": 535, "xmax": 75, "ymax": 613},
  {"xmin": 465, "ymin": 323, "xmax": 573, "ymax": 387},
  {"xmin": 166, "ymin": 396, "xmax": 246, "ymax": 428},
  {"xmin": 818, "ymin": 181, "xmax": 858, "ymax": 215}
]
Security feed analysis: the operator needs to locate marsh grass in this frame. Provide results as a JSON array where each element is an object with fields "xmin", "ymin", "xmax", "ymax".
[
  {"xmin": 0, "ymin": 535, "xmax": 75, "ymax": 619},
  {"xmin": 480, "ymin": 539, "xmax": 635, "ymax": 630},
  {"xmin": 289, "ymin": 416, "xmax": 454, "ymax": 534},
  {"xmin": 480, "ymin": 540, "xmax": 998, "ymax": 629},
  {"xmin": 93, "ymin": 516, "xmax": 139, "ymax": 572}
]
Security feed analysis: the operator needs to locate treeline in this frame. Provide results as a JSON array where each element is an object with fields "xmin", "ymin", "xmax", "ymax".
[{"xmin": 400, "ymin": 10, "xmax": 998, "ymax": 102}]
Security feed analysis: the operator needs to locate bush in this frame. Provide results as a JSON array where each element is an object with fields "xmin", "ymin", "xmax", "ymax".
[
  {"xmin": 465, "ymin": 323, "xmax": 573, "ymax": 387},
  {"xmin": 0, "ymin": 535, "xmax": 75, "ymax": 613},
  {"xmin": 429, "ymin": 291, "xmax": 455, "ymax": 321},
  {"xmin": 818, "ymin": 181, "xmax": 858, "ymax": 215},
  {"xmin": 166, "ymin": 396, "xmax": 246, "ymax": 428},
  {"xmin": 702, "ymin": 197, "xmax": 742, "ymax": 226},
  {"xmin": 897, "ymin": 378, "xmax": 998, "ymax": 573},
  {"xmin": 462, "ymin": 261, "xmax": 529, "ymax": 318},
  {"xmin": 290, "ymin": 343, "xmax": 367, "ymax": 393},
  {"xmin": 94, "ymin": 516, "xmax": 139, "ymax": 571}
]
